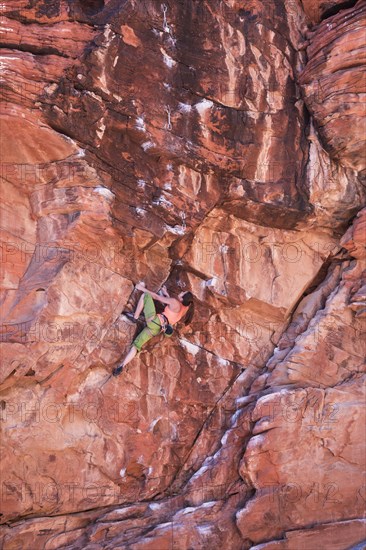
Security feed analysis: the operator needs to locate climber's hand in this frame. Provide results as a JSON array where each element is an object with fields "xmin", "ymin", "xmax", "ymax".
[{"xmin": 135, "ymin": 282, "xmax": 146, "ymax": 291}]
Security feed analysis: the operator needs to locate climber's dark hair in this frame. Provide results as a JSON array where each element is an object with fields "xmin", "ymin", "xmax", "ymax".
[{"xmin": 182, "ymin": 291, "xmax": 194, "ymax": 326}]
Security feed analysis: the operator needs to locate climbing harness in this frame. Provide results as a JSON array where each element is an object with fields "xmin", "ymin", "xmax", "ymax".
[
  {"xmin": 160, "ymin": 314, "xmax": 174, "ymax": 336},
  {"xmin": 150, "ymin": 313, "xmax": 174, "ymax": 337}
]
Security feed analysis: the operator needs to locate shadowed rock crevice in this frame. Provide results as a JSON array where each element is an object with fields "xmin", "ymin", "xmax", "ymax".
[
  {"xmin": 320, "ymin": 0, "xmax": 360, "ymax": 19},
  {"xmin": 77, "ymin": 0, "xmax": 105, "ymax": 16},
  {"xmin": 0, "ymin": 43, "xmax": 70, "ymax": 57}
]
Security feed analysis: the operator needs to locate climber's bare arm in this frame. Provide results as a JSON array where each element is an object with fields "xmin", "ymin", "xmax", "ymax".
[
  {"xmin": 160, "ymin": 285, "xmax": 170, "ymax": 297},
  {"xmin": 135, "ymin": 283, "xmax": 174, "ymax": 306}
]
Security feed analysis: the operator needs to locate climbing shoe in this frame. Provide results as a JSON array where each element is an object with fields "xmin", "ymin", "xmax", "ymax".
[
  {"xmin": 113, "ymin": 365, "xmax": 124, "ymax": 377},
  {"xmin": 122, "ymin": 312, "xmax": 139, "ymax": 323}
]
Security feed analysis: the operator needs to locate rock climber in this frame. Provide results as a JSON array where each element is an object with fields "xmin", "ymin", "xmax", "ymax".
[{"xmin": 113, "ymin": 282, "xmax": 194, "ymax": 375}]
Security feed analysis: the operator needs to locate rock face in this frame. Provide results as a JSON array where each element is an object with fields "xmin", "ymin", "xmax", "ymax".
[
  {"xmin": 300, "ymin": 0, "xmax": 366, "ymax": 174},
  {"xmin": 0, "ymin": 1, "xmax": 365, "ymax": 549}
]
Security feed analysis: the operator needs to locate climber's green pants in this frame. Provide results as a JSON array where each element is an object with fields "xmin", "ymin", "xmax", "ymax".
[{"xmin": 132, "ymin": 294, "xmax": 162, "ymax": 352}]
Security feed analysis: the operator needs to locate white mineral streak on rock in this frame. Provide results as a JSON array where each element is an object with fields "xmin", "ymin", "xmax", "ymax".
[
  {"xmin": 195, "ymin": 99, "xmax": 214, "ymax": 116},
  {"xmin": 96, "ymin": 117, "xmax": 106, "ymax": 142},
  {"xmin": 179, "ymin": 338, "xmax": 200, "ymax": 356},
  {"xmin": 153, "ymin": 195, "xmax": 172, "ymax": 208},
  {"xmin": 136, "ymin": 116, "xmax": 146, "ymax": 131},
  {"xmin": 94, "ymin": 186, "xmax": 114, "ymax": 200},
  {"xmin": 179, "ymin": 102, "xmax": 192, "ymax": 113},
  {"xmin": 195, "ymin": 99, "xmax": 213, "ymax": 140},
  {"xmin": 160, "ymin": 47, "xmax": 176, "ymax": 68},
  {"xmin": 141, "ymin": 140, "xmax": 154, "ymax": 150},
  {"xmin": 94, "ymin": 25, "xmax": 115, "ymax": 94},
  {"xmin": 135, "ymin": 207, "xmax": 146, "ymax": 216},
  {"xmin": 255, "ymin": 115, "xmax": 273, "ymax": 181},
  {"xmin": 166, "ymin": 224, "xmax": 185, "ymax": 235}
]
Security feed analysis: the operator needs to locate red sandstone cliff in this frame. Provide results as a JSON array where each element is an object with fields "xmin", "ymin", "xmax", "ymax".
[{"xmin": 0, "ymin": 0, "xmax": 365, "ymax": 548}]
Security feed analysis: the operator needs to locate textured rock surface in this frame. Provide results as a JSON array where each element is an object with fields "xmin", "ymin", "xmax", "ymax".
[
  {"xmin": 300, "ymin": 0, "xmax": 358, "ymax": 22},
  {"xmin": 300, "ymin": 0, "xmax": 366, "ymax": 174},
  {"xmin": 0, "ymin": 0, "xmax": 365, "ymax": 549}
]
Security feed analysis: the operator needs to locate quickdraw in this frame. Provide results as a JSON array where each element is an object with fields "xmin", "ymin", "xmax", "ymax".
[
  {"xmin": 161, "ymin": 3, "xmax": 171, "ymax": 34},
  {"xmin": 165, "ymin": 106, "xmax": 172, "ymax": 130}
]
